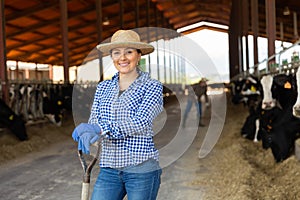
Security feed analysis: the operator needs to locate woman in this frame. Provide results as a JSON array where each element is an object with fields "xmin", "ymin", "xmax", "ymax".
[{"xmin": 72, "ymin": 29, "xmax": 164, "ymax": 200}]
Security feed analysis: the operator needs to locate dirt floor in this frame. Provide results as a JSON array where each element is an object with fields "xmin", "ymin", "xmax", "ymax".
[{"xmin": 0, "ymin": 95, "xmax": 300, "ymax": 200}]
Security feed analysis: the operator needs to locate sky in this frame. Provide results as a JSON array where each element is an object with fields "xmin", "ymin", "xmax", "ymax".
[{"xmin": 186, "ymin": 30, "xmax": 230, "ymax": 81}]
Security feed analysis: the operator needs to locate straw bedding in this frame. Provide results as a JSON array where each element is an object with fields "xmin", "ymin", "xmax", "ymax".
[{"xmin": 0, "ymin": 99, "xmax": 299, "ymax": 200}]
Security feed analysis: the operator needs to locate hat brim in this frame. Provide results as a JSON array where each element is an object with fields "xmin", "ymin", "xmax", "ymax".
[{"xmin": 96, "ymin": 42, "xmax": 154, "ymax": 56}]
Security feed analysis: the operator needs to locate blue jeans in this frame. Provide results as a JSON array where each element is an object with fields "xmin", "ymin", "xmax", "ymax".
[
  {"xmin": 182, "ymin": 98, "xmax": 202, "ymax": 125},
  {"xmin": 91, "ymin": 159, "xmax": 162, "ymax": 200}
]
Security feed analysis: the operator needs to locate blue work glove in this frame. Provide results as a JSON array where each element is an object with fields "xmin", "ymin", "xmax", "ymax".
[
  {"xmin": 72, "ymin": 123, "xmax": 101, "ymax": 142},
  {"xmin": 78, "ymin": 132, "xmax": 100, "ymax": 154}
]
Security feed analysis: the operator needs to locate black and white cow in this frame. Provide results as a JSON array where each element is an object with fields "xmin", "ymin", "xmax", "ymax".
[
  {"xmin": 231, "ymin": 75, "xmax": 261, "ymax": 108},
  {"xmin": 0, "ymin": 98, "xmax": 28, "ymax": 141},
  {"xmin": 42, "ymin": 84, "xmax": 70, "ymax": 126},
  {"xmin": 240, "ymin": 76, "xmax": 263, "ymax": 141},
  {"xmin": 9, "ymin": 83, "xmax": 73, "ymax": 126},
  {"xmin": 293, "ymin": 69, "xmax": 300, "ymax": 118},
  {"xmin": 259, "ymin": 73, "xmax": 300, "ymax": 162}
]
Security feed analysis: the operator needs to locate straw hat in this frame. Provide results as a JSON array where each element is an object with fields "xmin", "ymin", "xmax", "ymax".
[{"xmin": 96, "ymin": 30, "xmax": 154, "ymax": 56}]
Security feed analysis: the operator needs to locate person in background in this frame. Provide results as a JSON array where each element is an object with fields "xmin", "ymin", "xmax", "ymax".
[
  {"xmin": 72, "ymin": 29, "xmax": 164, "ymax": 200},
  {"xmin": 182, "ymin": 78, "xmax": 208, "ymax": 127},
  {"xmin": 195, "ymin": 78, "xmax": 209, "ymax": 121}
]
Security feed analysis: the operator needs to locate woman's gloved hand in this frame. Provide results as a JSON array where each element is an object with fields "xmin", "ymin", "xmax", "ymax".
[
  {"xmin": 78, "ymin": 132, "xmax": 100, "ymax": 154},
  {"xmin": 72, "ymin": 123, "xmax": 100, "ymax": 142},
  {"xmin": 72, "ymin": 123, "xmax": 101, "ymax": 154}
]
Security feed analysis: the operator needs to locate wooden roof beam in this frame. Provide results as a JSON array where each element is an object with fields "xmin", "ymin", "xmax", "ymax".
[{"xmin": 5, "ymin": 0, "xmax": 63, "ymax": 21}]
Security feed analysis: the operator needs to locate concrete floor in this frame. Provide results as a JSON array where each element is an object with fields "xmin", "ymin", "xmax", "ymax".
[{"xmin": 0, "ymin": 93, "xmax": 226, "ymax": 200}]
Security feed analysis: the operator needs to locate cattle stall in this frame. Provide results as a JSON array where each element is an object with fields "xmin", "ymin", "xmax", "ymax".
[{"xmin": 230, "ymin": 45, "xmax": 300, "ymax": 163}]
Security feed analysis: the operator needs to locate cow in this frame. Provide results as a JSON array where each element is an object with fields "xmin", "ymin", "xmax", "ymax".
[
  {"xmin": 42, "ymin": 83, "xmax": 74, "ymax": 126},
  {"xmin": 231, "ymin": 75, "xmax": 261, "ymax": 110},
  {"xmin": 293, "ymin": 69, "xmax": 300, "ymax": 118},
  {"xmin": 0, "ymin": 98, "xmax": 28, "ymax": 141},
  {"xmin": 8, "ymin": 83, "xmax": 72, "ymax": 127},
  {"xmin": 240, "ymin": 75, "xmax": 263, "ymax": 141},
  {"xmin": 9, "ymin": 84, "xmax": 44, "ymax": 122},
  {"xmin": 240, "ymin": 96, "xmax": 282, "ymax": 143},
  {"xmin": 259, "ymin": 73, "xmax": 300, "ymax": 162},
  {"xmin": 41, "ymin": 84, "xmax": 67, "ymax": 126}
]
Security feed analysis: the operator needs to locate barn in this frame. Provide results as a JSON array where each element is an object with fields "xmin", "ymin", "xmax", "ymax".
[{"xmin": 1, "ymin": 0, "xmax": 300, "ymax": 199}]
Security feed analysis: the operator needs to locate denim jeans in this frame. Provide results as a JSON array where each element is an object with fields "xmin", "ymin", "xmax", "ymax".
[
  {"xmin": 182, "ymin": 98, "xmax": 202, "ymax": 126},
  {"xmin": 91, "ymin": 159, "xmax": 162, "ymax": 200}
]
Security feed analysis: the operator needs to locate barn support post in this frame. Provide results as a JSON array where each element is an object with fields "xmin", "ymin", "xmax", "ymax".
[
  {"xmin": 59, "ymin": 0, "xmax": 70, "ymax": 83},
  {"xmin": 156, "ymin": 39, "xmax": 160, "ymax": 81},
  {"xmin": 161, "ymin": 15, "xmax": 167, "ymax": 84},
  {"xmin": 265, "ymin": 0, "xmax": 276, "ymax": 69},
  {"xmin": 173, "ymin": 39, "xmax": 177, "ymax": 84},
  {"xmin": 120, "ymin": 0, "xmax": 124, "ymax": 29},
  {"xmin": 242, "ymin": 0, "xmax": 250, "ymax": 72},
  {"xmin": 163, "ymin": 38, "xmax": 167, "ymax": 84},
  {"xmin": 280, "ymin": 21, "xmax": 283, "ymax": 46},
  {"xmin": 49, "ymin": 64, "xmax": 53, "ymax": 81},
  {"xmin": 0, "ymin": 0, "xmax": 8, "ymax": 103},
  {"xmin": 251, "ymin": 0, "xmax": 259, "ymax": 75},
  {"xmin": 135, "ymin": 0, "xmax": 139, "ymax": 27},
  {"xmin": 96, "ymin": 0, "xmax": 104, "ymax": 82},
  {"xmin": 146, "ymin": 0, "xmax": 151, "ymax": 74},
  {"xmin": 229, "ymin": 0, "xmax": 243, "ymax": 79},
  {"xmin": 16, "ymin": 60, "xmax": 19, "ymax": 81},
  {"xmin": 168, "ymin": 39, "xmax": 172, "ymax": 84},
  {"xmin": 35, "ymin": 63, "xmax": 38, "ymax": 80},
  {"xmin": 177, "ymin": 43, "xmax": 181, "ymax": 84},
  {"xmin": 154, "ymin": 2, "xmax": 160, "ymax": 81},
  {"xmin": 293, "ymin": 12, "xmax": 299, "ymax": 40}
]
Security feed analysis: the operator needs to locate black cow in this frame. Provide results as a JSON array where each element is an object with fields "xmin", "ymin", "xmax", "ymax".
[
  {"xmin": 259, "ymin": 74, "xmax": 300, "ymax": 162},
  {"xmin": 41, "ymin": 83, "xmax": 74, "ymax": 126},
  {"xmin": 42, "ymin": 84, "xmax": 66, "ymax": 126},
  {"xmin": 0, "ymin": 98, "xmax": 28, "ymax": 141}
]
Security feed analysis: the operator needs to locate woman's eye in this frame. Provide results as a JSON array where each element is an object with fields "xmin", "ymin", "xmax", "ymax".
[
  {"xmin": 112, "ymin": 52, "xmax": 120, "ymax": 56},
  {"xmin": 126, "ymin": 50, "xmax": 134, "ymax": 54}
]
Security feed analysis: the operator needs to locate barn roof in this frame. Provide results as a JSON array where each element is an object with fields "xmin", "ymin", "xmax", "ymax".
[{"xmin": 4, "ymin": 0, "xmax": 300, "ymax": 67}]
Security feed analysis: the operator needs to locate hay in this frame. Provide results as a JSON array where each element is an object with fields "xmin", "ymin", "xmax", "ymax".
[
  {"xmin": 0, "ymin": 113, "xmax": 75, "ymax": 165},
  {"xmin": 0, "ymin": 100, "xmax": 300, "ymax": 200},
  {"xmin": 198, "ymin": 101, "xmax": 300, "ymax": 200}
]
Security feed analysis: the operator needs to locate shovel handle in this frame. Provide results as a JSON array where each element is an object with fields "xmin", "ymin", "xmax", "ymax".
[
  {"xmin": 78, "ymin": 139, "xmax": 102, "ymax": 200},
  {"xmin": 81, "ymin": 182, "xmax": 90, "ymax": 200}
]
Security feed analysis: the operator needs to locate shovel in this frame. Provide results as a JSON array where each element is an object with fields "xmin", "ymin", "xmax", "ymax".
[{"xmin": 78, "ymin": 140, "xmax": 101, "ymax": 200}]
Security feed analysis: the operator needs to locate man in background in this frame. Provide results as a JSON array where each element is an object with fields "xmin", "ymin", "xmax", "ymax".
[{"xmin": 182, "ymin": 78, "xmax": 208, "ymax": 127}]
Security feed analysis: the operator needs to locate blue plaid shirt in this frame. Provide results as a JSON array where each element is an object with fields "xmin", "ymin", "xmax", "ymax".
[{"xmin": 88, "ymin": 70, "xmax": 163, "ymax": 168}]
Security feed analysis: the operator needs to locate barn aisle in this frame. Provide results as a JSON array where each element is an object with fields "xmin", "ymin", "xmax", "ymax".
[{"xmin": 0, "ymin": 92, "xmax": 299, "ymax": 199}]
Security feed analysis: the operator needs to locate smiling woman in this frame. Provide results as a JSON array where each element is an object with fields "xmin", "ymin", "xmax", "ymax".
[
  {"xmin": 72, "ymin": 29, "xmax": 164, "ymax": 200},
  {"xmin": 111, "ymin": 47, "xmax": 141, "ymax": 91}
]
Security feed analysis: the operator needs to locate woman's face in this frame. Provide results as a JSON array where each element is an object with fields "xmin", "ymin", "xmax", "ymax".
[{"xmin": 111, "ymin": 47, "xmax": 141, "ymax": 75}]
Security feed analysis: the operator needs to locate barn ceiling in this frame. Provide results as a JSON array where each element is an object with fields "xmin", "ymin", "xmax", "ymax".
[{"xmin": 3, "ymin": 0, "xmax": 300, "ymax": 67}]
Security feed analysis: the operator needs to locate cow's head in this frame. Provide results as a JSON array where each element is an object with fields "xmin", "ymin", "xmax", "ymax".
[
  {"xmin": 261, "ymin": 75, "xmax": 276, "ymax": 110},
  {"xmin": 9, "ymin": 115, "xmax": 28, "ymax": 141},
  {"xmin": 293, "ymin": 69, "xmax": 300, "ymax": 118}
]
